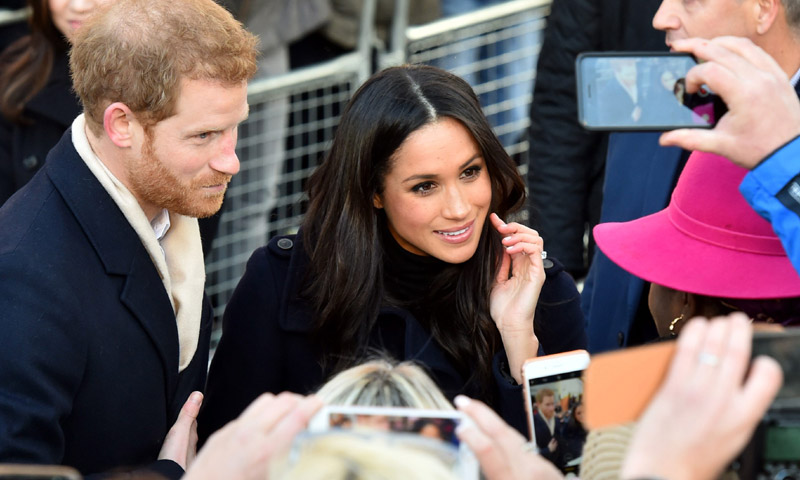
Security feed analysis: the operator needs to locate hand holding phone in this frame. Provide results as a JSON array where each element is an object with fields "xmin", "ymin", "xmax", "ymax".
[{"xmin": 522, "ymin": 350, "xmax": 590, "ymax": 475}]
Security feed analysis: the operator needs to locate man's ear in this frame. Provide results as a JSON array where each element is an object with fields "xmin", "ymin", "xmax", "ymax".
[
  {"xmin": 373, "ymin": 193, "xmax": 384, "ymax": 209},
  {"xmin": 102, "ymin": 102, "xmax": 138, "ymax": 148},
  {"xmin": 755, "ymin": 0, "xmax": 780, "ymax": 35}
]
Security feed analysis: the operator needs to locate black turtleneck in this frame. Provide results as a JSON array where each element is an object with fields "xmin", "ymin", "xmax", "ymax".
[{"xmin": 380, "ymin": 226, "xmax": 448, "ymax": 313}]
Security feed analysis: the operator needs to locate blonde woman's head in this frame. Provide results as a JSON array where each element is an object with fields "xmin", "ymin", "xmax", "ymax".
[{"xmin": 317, "ymin": 360, "xmax": 454, "ymax": 410}]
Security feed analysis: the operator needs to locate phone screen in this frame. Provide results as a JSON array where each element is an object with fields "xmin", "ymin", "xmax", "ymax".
[
  {"xmin": 576, "ymin": 52, "xmax": 724, "ymax": 130},
  {"xmin": 322, "ymin": 410, "xmax": 462, "ymax": 448},
  {"xmin": 306, "ymin": 406, "xmax": 478, "ymax": 479},
  {"xmin": 528, "ymin": 370, "xmax": 586, "ymax": 476}
]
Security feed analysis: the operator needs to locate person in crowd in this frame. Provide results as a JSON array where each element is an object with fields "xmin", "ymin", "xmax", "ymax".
[
  {"xmin": 593, "ymin": 143, "xmax": 800, "ymax": 336},
  {"xmin": 0, "ymin": 0, "xmax": 109, "ymax": 206},
  {"xmin": 527, "ymin": 0, "xmax": 667, "ymax": 281},
  {"xmin": 456, "ymin": 313, "xmax": 783, "ymax": 480},
  {"xmin": 199, "ymin": 64, "xmax": 587, "ymax": 442},
  {"xmin": 583, "ymin": 0, "xmax": 800, "ymax": 353},
  {"xmin": 660, "ymin": 36, "xmax": 800, "ymax": 274},
  {"xmin": 0, "ymin": 0, "xmax": 257, "ymax": 476},
  {"xmin": 532, "ymin": 388, "xmax": 563, "ymax": 465},
  {"xmin": 559, "ymin": 402, "xmax": 587, "ymax": 472}
]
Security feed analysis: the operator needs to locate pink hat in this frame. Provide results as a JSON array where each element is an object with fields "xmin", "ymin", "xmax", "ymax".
[{"xmin": 594, "ymin": 151, "xmax": 800, "ymax": 299}]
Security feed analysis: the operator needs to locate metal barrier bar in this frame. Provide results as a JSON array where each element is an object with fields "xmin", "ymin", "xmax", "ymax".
[
  {"xmin": 399, "ymin": 0, "xmax": 551, "ymax": 190},
  {"xmin": 0, "ymin": 8, "xmax": 28, "ymax": 26},
  {"xmin": 205, "ymin": 0, "xmax": 377, "ymax": 316}
]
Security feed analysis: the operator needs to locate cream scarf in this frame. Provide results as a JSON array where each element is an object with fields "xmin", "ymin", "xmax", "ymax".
[{"xmin": 71, "ymin": 114, "xmax": 205, "ymax": 372}]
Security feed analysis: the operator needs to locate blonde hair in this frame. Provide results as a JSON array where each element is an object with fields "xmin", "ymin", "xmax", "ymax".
[
  {"xmin": 69, "ymin": 0, "xmax": 258, "ymax": 135},
  {"xmin": 317, "ymin": 360, "xmax": 454, "ymax": 410},
  {"xmin": 271, "ymin": 433, "xmax": 459, "ymax": 480}
]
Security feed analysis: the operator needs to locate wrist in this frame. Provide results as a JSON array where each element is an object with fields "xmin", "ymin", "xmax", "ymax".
[{"xmin": 501, "ymin": 332, "xmax": 539, "ymax": 383}]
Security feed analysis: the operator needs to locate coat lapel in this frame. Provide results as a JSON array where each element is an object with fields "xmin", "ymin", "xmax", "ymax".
[{"xmin": 45, "ymin": 130, "xmax": 180, "ymax": 398}]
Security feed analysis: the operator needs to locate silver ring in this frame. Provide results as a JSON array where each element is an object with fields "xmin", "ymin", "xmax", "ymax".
[
  {"xmin": 698, "ymin": 352, "xmax": 720, "ymax": 367},
  {"xmin": 541, "ymin": 250, "xmax": 548, "ymax": 260}
]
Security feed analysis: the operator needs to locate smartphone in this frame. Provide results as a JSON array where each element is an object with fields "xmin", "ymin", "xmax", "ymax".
[
  {"xmin": 307, "ymin": 405, "xmax": 479, "ymax": 479},
  {"xmin": 522, "ymin": 350, "xmax": 591, "ymax": 475},
  {"xmin": 576, "ymin": 51, "xmax": 727, "ymax": 131}
]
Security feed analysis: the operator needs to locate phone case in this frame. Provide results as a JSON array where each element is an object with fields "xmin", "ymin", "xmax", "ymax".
[
  {"xmin": 582, "ymin": 340, "xmax": 676, "ymax": 430},
  {"xmin": 521, "ymin": 350, "xmax": 590, "ymax": 442}
]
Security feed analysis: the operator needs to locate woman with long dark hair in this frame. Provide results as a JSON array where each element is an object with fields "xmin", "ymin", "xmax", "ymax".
[
  {"xmin": 0, "ymin": 0, "xmax": 108, "ymax": 205},
  {"xmin": 199, "ymin": 64, "xmax": 586, "ymax": 440}
]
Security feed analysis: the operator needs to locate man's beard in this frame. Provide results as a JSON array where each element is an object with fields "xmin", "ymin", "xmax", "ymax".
[{"xmin": 127, "ymin": 132, "xmax": 232, "ymax": 218}]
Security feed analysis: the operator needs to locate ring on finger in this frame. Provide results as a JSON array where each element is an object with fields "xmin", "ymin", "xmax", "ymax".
[{"xmin": 698, "ymin": 351, "xmax": 720, "ymax": 367}]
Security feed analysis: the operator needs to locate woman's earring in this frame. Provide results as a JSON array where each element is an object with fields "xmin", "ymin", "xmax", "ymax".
[{"xmin": 669, "ymin": 313, "xmax": 685, "ymax": 337}]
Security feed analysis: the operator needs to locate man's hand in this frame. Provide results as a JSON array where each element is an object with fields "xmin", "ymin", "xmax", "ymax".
[
  {"xmin": 158, "ymin": 391, "xmax": 203, "ymax": 470},
  {"xmin": 184, "ymin": 392, "xmax": 323, "ymax": 480},
  {"xmin": 659, "ymin": 36, "xmax": 800, "ymax": 169}
]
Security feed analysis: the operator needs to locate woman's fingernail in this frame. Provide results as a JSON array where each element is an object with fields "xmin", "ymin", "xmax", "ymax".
[{"xmin": 454, "ymin": 395, "xmax": 471, "ymax": 408}]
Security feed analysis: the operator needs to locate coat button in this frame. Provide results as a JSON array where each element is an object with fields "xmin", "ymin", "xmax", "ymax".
[
  {"xmin": 277, "ymin": 238, "xmax": 293, "ymax": 250},
  {"xmin": 543, "ymin": 259, "xmax": 554, "ymax": 269},
  {"xmin": 22, "ymin": 155, "xmax": 39, "ymax": 170},
  {"xmin": 617, "ymin": 331, "xmax": 625, "ymax": 346}
]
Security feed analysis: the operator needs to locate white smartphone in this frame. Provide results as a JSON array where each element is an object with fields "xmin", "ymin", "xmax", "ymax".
[
  {"xmin": 522, "ymin": 350, "xmax": 591, "ymax": 476},
  {"xmin": 306, "ymin": 405, "xmax": 479, "ymax": 479}
]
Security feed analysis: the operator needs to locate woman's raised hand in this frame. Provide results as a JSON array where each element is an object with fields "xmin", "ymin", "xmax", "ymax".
[{"xmin": 489, "ymin": 213, "xmax": 545, "ymax": 383}]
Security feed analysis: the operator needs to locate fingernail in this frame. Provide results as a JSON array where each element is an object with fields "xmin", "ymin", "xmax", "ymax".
[
  {"xmin": 454, "ymin": 395, "xmax": 470, "ymax": 408},
  {"xmin": 189, "ymin": 391, "xmax": 203, "ymax": 405},
  {"xmin": 730, "ymin": 312, "xmax": 750, "ymax": 323}
]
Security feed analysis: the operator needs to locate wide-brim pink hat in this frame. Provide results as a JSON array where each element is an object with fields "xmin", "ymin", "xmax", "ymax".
[{"xmin": 594, "ymin": 151, "xmax": 800, "ymax": 299}]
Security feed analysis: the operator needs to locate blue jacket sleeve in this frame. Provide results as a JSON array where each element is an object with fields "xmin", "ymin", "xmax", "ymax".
[{"xmin": 739, "ymin": 136, "xmax": 800, "ymax": 276}]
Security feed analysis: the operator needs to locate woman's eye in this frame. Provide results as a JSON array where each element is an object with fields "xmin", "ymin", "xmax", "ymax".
[
  {"xmin": 462, "ymin": 166, "xmax": 481, "ymax": 179},
  {"xmin": 412, "ymin": 182, "xmax": 436, "ymax": 195}
]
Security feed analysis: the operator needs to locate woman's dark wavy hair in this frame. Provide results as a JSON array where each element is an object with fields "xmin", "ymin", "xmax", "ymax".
[
  {"xmin": 0, "ymin": 0, "xmax": 66, "ymax": 123},
  {"xmin": 301, "ymin": 64, "xmax": 526, "ymax": 396}
]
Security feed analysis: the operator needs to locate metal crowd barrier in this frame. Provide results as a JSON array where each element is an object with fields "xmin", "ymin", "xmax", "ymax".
[
  {"xmin": 395, "ymin": 0, "xmax": 551, "ymax": 177},
  {"xmin": 205, "ymin": 54, "xmax": 368, "ymax": 310}
]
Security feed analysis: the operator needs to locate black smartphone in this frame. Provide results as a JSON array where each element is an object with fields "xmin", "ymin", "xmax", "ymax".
[{"xmin": 576, "ymin": 52, "xmax": 727, "ymax": 131}]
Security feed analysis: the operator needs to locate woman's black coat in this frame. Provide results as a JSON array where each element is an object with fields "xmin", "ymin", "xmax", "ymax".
[{"xmin": 0, "ymin": 50, "xmax": 81, "ymax": 206}]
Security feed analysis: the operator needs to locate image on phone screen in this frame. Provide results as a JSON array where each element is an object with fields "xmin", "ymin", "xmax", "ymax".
[
  {"xmin": 528, "ymin": 371, "xmax": 586, "ymax": 477},
  {"xmin": 324, "ymin": 411, "xmax": 461, "ymax": 448},
  {"xmin": 306, "ymin": 406, "xmax": 479, "ymax": 479},
  {"xmin": 576, "ymin": 52, "xmax": 723, "ymax": 130}
]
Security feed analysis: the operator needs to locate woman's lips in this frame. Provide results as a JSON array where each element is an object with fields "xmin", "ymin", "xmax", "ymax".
[{"xmin": 435, "ymin": 221, "xmax": 474, "ymax": 244}]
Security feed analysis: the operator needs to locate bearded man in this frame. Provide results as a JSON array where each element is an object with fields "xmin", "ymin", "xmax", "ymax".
[{"xmin": 0, "ymin": 0, "xmax": 257, "ymax": 477}]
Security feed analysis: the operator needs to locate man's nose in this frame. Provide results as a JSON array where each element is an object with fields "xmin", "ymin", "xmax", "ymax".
[
  {"xmin": 652, "ymin": 0, "xmax": 679, "ymax": 32},
  {"xmin": 211, "ymin": 132, "xmax": 240, "ymax": 175}
]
